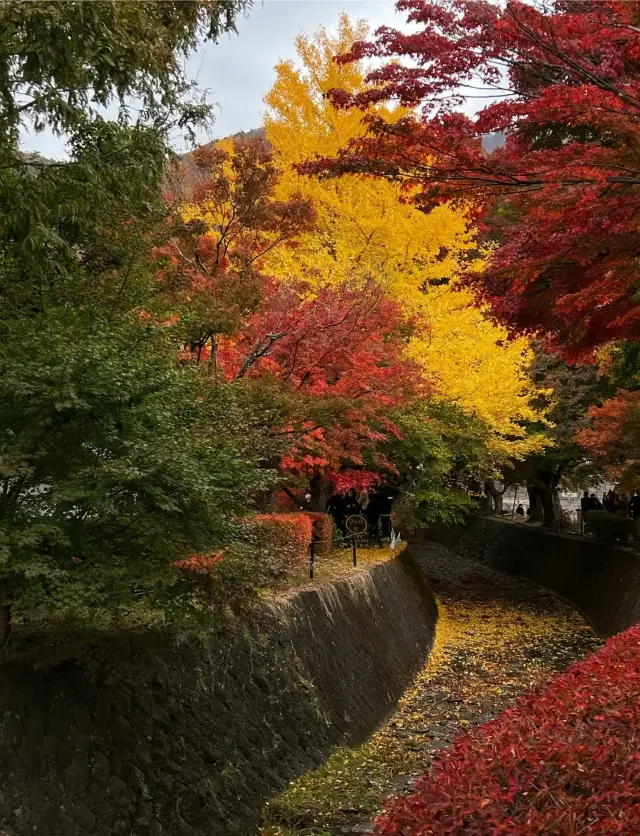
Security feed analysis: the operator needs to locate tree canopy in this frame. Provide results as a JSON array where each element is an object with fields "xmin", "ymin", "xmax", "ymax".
[
  {"xmin": 264, "ymin": 15, "xmax": 548, "ymax": 464},
  {"xmin": 0, "ymin": 0, "xmax": 265, "ymax": 636},
  {"xmin": 305, "ymin": 0, "xmax": 640, "ymax": 360}
]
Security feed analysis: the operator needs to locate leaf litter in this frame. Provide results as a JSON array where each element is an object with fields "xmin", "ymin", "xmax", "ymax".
[{"xmin": 259, "ymin": 542, "xmax": 600, "ymax": 836}]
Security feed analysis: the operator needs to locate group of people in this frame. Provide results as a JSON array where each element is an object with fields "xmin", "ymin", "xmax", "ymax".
[
  {"xmin": 580, "ymin": 490, "xmax": 640, "ymax": 519},
  {"xmin": 326, "ymin": 486, "xmax": 397, "ymax": 541}
]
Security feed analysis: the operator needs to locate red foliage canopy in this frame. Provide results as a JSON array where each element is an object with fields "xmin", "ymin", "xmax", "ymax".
[
  {"xmin": 375, "ymin": 623, "xmax": 640, "ymax": 835},
  {"xmin": 576, "ymin": 388, "xmax": 640, "ymax": 488},
  {"xmin": 307, "ymin": 0, "xmax": 640, "ymax": 358},
  {"xmin": 159, "ymin": 137, "xmax": 422, "ymax": 485},
  {"xmin": 218, "ymin": 279, "xmax": 422, "ymax": 478}
]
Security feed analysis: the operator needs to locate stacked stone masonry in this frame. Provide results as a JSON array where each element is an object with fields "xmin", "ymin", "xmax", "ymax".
[
  {"xmin": 0, "ymin": 552, "xmax": 437, "ymax": 836},
  {"xmin": 437, "ymin": 515, "xmax": 640, "ymax": 636}
]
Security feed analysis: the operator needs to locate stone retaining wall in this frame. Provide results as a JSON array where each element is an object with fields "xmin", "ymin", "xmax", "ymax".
[
  {"xmin": 436, "ymin": 515, "xmax": 640, "ymax": 637},
  {"xmin": 0, "ymin": 551, "xmax": 437, "ymax": 836}
]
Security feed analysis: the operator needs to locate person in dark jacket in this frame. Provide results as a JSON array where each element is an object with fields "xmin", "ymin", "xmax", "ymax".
[
  {"xmin": 581, "ymin": 491, "xmax": 596, "ymax": 534},
  {"xmin": 604, "ymin": 490, "xmax": 616, "ymax": 513},
  {"xmin": 377, "ymin": 487, "xmax": 398, "ymax": 539},
  {"xmin": 327, "ymin": 492, "xmax": 346, "ymax": 536},
  {"xmin": 344, "ymin": 488, "xmax": 361, "ymax": 516}
]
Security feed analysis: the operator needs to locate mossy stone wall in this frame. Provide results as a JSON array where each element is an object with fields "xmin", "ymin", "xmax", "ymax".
[
  {"xmin": 0, "ymin": 552, "xmax": 437, "ymax": 835},
  {"xmin": 437, "ymin": 515, "xmax": 640, "ymax": 636}
]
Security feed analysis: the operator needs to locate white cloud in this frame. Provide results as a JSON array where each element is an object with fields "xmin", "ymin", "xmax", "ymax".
[{"xmin": 20, "ymin": 0, "xmax": 399, "ymax": 160}]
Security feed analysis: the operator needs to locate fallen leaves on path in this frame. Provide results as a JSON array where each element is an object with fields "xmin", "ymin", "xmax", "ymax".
[{"xmin": 260, "ymin": 543, "xmax": 600, "ymax": 836}]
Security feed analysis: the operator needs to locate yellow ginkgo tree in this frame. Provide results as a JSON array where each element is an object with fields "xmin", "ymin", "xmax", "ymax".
[
  {"xmin": 264, "ymin": 16, "xmax": 478, "ymax": 305},
  {"xmin": 263, "ymin": 15, "xmax": 548, "ymax": 462}
]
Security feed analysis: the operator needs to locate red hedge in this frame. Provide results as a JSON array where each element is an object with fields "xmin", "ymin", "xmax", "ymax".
[
  {"xmin": 305, "ymin": 512, "xmax": 334, "ymax": 556},
  {"xmin": 375, "ymin": 625, "xmax": 640, "ymax": 835},
  {"xmin": 253, "ymin": 513, "xmax": 312, "ymax": 572},
  {"xmin": 273, "ymin": 489, "xmax": 301, "ymax": 512}
]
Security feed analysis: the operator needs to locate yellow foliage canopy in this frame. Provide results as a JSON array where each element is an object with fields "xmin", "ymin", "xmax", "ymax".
[
  {"xmin": 406, "ymin": 285, "xmax": 546, "ymax": 460},
  {"xmin": 263, "ymin": 15, "xmax": 548, "ymax": 461},
  {"xmin": 264, "ymin": 17, "xmax": 478, "ymax": 302}
]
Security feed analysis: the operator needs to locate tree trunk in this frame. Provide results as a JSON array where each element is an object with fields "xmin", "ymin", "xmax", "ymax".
[
  {"xmin": 552, "ymin": 490, "xmax": 563, "ymax": 530},
  {"xmin": 540, "ymin": 491, "xmax": 555, "ymax": 527},
  {"xmin": 528, "ymin": 469, "xmax": 563, "ymax": 528},
  {"xmin": 484, "ymin": 480, "xmax": 507, "ymax": 515},
  {"xmin": 309, "ymin": 475, "xmax": 330, "ymax": 512},
  {"xmin": 527, "ymin": 485, "xmax": 544, "ymax": 522},
  {"xmin": 0, "ymin": 605, "xmax": 11, "ymax": 646}
]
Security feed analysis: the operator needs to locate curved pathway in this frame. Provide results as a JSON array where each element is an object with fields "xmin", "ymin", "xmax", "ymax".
[{"xmin": 260, "ymin": 541, "xmax": 601, "ymax": 836}]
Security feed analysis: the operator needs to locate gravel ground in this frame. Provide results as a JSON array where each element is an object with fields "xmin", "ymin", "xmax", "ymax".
[{"xmin": 260, "ymin": 541, "xmax": 601, "ymax": 836}]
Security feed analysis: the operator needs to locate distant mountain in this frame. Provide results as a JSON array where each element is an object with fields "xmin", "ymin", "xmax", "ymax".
[{"xmin": 166, "ymin": 128, "xmax": 266, "ymax": 199}]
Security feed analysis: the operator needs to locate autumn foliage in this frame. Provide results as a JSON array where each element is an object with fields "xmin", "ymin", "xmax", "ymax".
[
  {"xmin": 375, "ymin": 624, "xmax": 640, "ymax": 835},
  {"xmin": 305, "ymin": 512, "xmax": 334, "ymax": 555},
  {"xmin": 309, "ymin": 1, "xmax": 640, "ymax": 359},
  {"xmin": 171, "ymin": 550, "xmax": 226, "ymax": 575},
  {"xmin": 157, "ymin": 136, "xmax": 316, "ymax": 357},
  {"xmin": 576, "ymin": 390, "xmax": 640, "ymax": 490},
  {"xmin": 159, "ymin": 16, "xmax": 552, "ymax": 519},
  {"xmin": 266, "ymin": 15, "xmax": 548, "ymax": 462},
  {"xmin": 221, "ymin": 280, "xmax": 419, "ymax": 479},
  {"xmin": 251, "ymin": 513, "xmax": 313, "ymax": 572},
  {"xmin": 163, "ymin": 135, "xmax": 423, "ymax": 490}
]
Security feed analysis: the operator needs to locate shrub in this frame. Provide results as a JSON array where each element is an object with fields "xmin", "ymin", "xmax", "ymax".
[
  {"xmin": 305, "ymin": 512, "xmax": 334, "ymax": 556},
  {"xmin": 273, "ymin": 489, "xmax": 303, "ymax": 511},
  {"xmin": 0, "ymin": 317, "xmax": 268, "ymax": 632},
  {"xmin": 375, "ymin": 625, "xmax": 640, "ymax": 835},
  {"xmin": 250, "ymin": 513, "xmax": 313, "ymax": 581},
  {"xmin": 585, "ymin": 510, "xmax": 632, "ymax": 539}
]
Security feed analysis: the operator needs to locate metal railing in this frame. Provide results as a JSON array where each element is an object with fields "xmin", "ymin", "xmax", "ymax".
[
  {"xmin": 307, "ymin": 519, "xmax": 398, "ymax": 580},
  {"xmin": 308, "ymin": 532, "xmax": 359, "ymax": 579}
]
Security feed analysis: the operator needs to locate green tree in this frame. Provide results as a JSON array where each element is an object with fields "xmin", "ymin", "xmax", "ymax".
[
  {"xmin": 0, "ymin": 316, "xmax": 268, "ymax": 633},
  {"xmin": 383, "ymin": 400, "xmax": 493, "ymax": 529},
  {"xmin": 0, "ymin": 0, "xmax": 247, "ymax": 143},
  {"xmin": 0, "ymin": 0, "xmax": 265, "ymax": 642}
]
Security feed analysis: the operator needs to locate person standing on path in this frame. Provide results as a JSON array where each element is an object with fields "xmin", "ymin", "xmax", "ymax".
[
  {"xmin": 327, "ymin": 492, "xmax": 346, "ymax": 537},
  {"xmin": 629, "ymin": 491, "xmax": 640, "ymax": 540},
  {"xmin": 581, "ymin": 491, "xmax": 596, "ymax": 533}
]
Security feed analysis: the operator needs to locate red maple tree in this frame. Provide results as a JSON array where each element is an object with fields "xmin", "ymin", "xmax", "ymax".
[
  {"xmin": 217, "ymin": 279, "xmax": 422, "ymax": 496},
  {"xmin": 576, "ymin": 389, "xmax": 640, "ymax": 489},
  {"xmin": 156, "ymin": 135, "xmax": 315, "ymax": 360},
  {"xmin": 158, "ymin": 137, "xmax": 421, "ymax": 501},
  {"xmin": 305, "ymin": 0, "xmax": 640, "ymax": 359}
]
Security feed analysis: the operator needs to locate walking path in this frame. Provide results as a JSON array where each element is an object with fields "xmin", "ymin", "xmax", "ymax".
[{"xmin": 260, "ymin": 541, "xmax": 600, "ymax": 836}]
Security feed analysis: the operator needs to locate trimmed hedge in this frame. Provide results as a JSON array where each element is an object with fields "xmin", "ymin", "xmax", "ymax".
[
  {"xmin": 306, "ymin": 512, "xmax": 334, "ymax": 556},
  {"xmin": 253, "ymin": 513, "xmax": 313, "ymax": 576},
  {"xmin": 375, "ymin": 625, "xmax": 640, "ymax": 835},
  {"xmin": 585, "ymin": 509, "xmax": 633, "ymax": 539}
]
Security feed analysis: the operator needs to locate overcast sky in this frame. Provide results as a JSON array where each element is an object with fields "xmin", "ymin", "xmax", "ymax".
[{"xmin": 20, "ymin": 0, "xmax": 401, "ymax": 160}]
